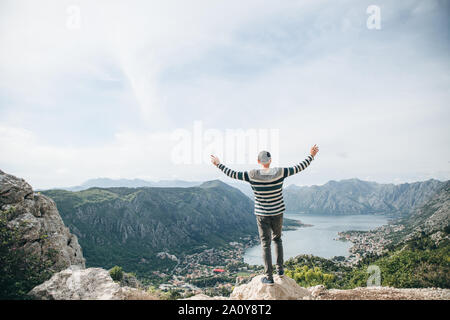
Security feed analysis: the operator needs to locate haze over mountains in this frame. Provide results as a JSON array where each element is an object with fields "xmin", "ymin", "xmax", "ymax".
[
  {"xmin": 44, "ymin": 177, "xmax": 254, "ymax": 199},
  {"xmin": 58, "ymin": 178, "xmax": 203, "ymax": 191}
]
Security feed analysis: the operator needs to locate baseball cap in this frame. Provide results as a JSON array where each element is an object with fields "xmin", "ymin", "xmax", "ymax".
[{"xmin": 258, "ymin": 151, "xmax": 271, "ymax": 164}]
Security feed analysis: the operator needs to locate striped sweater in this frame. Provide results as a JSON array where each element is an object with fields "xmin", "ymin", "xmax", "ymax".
[{"xmin": 216, "ymin": 155, "xmax": 314, "ymax": 216}]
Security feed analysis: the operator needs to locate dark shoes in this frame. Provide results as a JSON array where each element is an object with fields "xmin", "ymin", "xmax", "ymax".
[
  {"xmin": 261, "ymin": 276, "xmax": 274, "ymax": 285},
  {"xmin": 277, "ymin": 269, "xmax": 284, "ymax": 277}
]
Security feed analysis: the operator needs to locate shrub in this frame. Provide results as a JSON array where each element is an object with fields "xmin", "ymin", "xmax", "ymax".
[
  {"xmin": 109, "ymin": 266, "xmax": 124, "ymax": 282},
  {"xmin": 285, "ymin": 265, "xmax": 335, "ymax": 288}
]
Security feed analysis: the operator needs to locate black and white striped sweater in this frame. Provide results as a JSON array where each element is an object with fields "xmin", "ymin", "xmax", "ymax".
[{"xmin": 216, "ymin": 155, "xmax": 314, "ymax": 216}]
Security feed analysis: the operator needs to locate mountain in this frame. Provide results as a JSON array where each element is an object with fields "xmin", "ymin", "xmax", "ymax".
[
  {"xmin": 400, "ymin": 181, "xmax": 450, "ymax": 236},
  {"xmin": 55, "ymin": 178, "xmax": 203, "ymax": 192},
  {"xmin": 41, "ymin": 180, "xmax": 257, "ymax": 278},
  {"xmin": 283, "ymin": 178, "xmax": 446, "ymax": 216},
  {"xmin": 380, "ymin": 180, "xmax": 450, "ymax": 246}
]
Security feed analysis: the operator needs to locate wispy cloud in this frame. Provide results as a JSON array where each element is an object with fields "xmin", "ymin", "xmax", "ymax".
[{"xmin": 0, "ymin": 0, "xmax": 449, "ymax": 188}]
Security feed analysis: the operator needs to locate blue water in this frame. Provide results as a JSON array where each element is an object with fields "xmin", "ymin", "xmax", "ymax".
[{"xmin": 243, "ymin": 213, "xmax": 389, "ymax": 265}]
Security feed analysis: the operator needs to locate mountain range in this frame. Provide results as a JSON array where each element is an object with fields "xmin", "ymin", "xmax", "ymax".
[
  {"xmin": 39, "ymin": 176, "xmax": 448, "ymax": 277},
  {"xmin": 47, "ymin": 177, "xmax": 448, "ymax": 217}
]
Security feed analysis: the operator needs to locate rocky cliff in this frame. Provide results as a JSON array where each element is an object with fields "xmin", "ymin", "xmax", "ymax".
[
  {"xmin": 284, "ymin": 178, "xmax": 446, "ymax": 215},
  {"xmin": 0, "ymin": 169, "xmax": 85, "ymax": 272}
]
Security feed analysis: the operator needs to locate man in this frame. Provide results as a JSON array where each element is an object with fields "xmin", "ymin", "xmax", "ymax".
[{"xmin": 210, "ymin": 144, "xmax": 319, "ymax": 285}]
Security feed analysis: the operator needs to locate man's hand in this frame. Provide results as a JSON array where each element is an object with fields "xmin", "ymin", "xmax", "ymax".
[
  {"xmin": 310, "ymin": 144, "xmax": 319, "ymax": 157},
  {"xmin": 210, "ymin": 155, "xmax": 220, "ymax": 166}
]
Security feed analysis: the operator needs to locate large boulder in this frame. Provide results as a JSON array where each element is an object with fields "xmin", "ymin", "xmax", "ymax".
[
  {"xmin": 0, "ymin": 170, "xmax": 85, "ymax": 271},
  {"xmin": 28, "ymin": 267, "xmax": 151, "ymax": 300},
  {"xmin": 230, "ymin": 275, "xmax": 311, "ymax": 300},
  {"xmin": 186, "ymin": 275, "xmax": 312, "ymax": 300}
]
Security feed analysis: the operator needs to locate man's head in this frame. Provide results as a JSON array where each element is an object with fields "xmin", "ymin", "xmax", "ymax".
[{"xmin": 257, "ymin": 150, "xmax": 272, "ymax": 167}]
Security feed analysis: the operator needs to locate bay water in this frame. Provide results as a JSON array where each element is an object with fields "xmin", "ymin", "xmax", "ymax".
[{"xmin": 243, "ymin": 213, "xmax": 389, "ymax": 265}]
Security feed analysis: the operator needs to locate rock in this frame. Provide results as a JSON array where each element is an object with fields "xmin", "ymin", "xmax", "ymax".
[
  {"xmin": 28, "ymin": 267, "xmax": 147, "ymax": 300},
  {"xmin": 0, "ymin": 169, "xmax": 33, "ymax": 205},
  {"xmin": 314, "ymin": 286, "xmax": 450, "ymax": 300},
  {"xmin": 0, "ymin": 170, "xmax": 85, "ymax": 272},
  {"xmin": 230, "ymin": 275, "xmax": 311, "ymax": 300},
  {"xmin": 308, "ymin": 284, "xmax": 326, "ymax": 298}
]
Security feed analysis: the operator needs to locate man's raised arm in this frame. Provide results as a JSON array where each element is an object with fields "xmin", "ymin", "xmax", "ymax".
[
  {"xmin": 210, "ymin": 155, "xmax": 250, "ymax": 182},
  {"xmin": 283, "ymin": 144, "xmax": 319, "ymax": 178}
]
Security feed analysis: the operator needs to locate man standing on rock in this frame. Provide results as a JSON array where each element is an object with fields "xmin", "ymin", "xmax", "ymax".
[{"xmin": 211, "ymin": 144, "xmax": 319, "ymax": 285}]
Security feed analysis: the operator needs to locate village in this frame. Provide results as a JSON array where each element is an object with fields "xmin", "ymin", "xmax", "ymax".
[
  {"xmin": 337, "ymin": 224, "xmax": 405, "ymax": 266},
  {"xmin": 152, "ymin": 236, "xmax": 262, "ymax": 297}
]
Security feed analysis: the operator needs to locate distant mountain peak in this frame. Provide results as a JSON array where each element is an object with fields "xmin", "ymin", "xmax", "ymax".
[{"xmin": 199, "ymin": 179, "xmax": 232, "ymax": 189}]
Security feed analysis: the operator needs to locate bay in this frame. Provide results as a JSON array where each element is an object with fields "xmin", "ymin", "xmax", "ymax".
[{"xmin": 243, "ymin": 213, "xmax": 389, "ymax": 265}]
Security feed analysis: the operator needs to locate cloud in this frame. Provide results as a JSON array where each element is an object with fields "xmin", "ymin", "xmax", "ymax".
[
  {"xmin": 0, "ymin": 124, "xmax": 176, "ymax": 188},
  {"xmin": 0, "ymin": 0, "xmax": 449, "ymax": 188}
]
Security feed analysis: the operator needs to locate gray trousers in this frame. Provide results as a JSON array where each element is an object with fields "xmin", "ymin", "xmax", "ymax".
[{"xmin": 256, "ymin": 214, "xmax": 283, "ymax": 279}]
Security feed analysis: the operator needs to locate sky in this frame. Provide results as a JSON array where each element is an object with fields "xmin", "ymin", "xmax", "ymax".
[{"xmin": 0, "ymin": 0, "xmax": 449, "ymax": 189}]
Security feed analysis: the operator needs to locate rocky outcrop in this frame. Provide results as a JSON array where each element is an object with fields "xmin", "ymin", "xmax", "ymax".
[
  {"xmin": 28, "ymin": 267, "xmax": 155, "ymax": 300},
  {"xmin": 0, "ymin": 170, "xmax": 85, "ymax": 271},
  {"xmin": 230, "ymin": 275, "xmax": 311, "ymax": 300}
]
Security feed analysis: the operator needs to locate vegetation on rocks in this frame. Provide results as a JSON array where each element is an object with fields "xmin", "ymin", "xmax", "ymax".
[
  {"xmin": 0, "ymin": 207, "xmax": 55, "ymax": 299},
  {"xmin": 109, "ymin": 266, "xmax": 124, "ymax": 282}
]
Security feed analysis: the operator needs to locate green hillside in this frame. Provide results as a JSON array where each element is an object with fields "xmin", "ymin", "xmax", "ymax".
[{"xmin": 42, "ymin": 180, "xmax": 257, "ymax": 279}]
